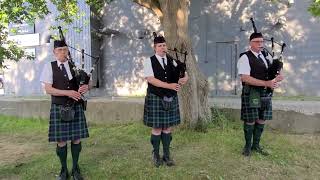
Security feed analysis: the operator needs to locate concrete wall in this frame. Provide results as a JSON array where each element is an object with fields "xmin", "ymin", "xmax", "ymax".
[
  {"xmin": 3, "ymin": 0, "xmax": 92, "ymax": 96},
  {"xmin": 0, "ymin": 97, "xmax": 319, "ymax": 134}
]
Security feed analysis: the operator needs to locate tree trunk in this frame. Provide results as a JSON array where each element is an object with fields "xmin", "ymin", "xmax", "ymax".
[{"xmin": 134, "ymin": 0, "xmax": 210, "ymax": 129}]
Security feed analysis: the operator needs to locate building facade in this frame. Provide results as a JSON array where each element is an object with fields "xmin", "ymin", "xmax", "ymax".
[
  {"xmin": 3, "ymin": 0, "xmax": 93, "ymax": 96},
  {"xmin": 3, "ymin": 0, "xmax": 320, "ymax": 97}
]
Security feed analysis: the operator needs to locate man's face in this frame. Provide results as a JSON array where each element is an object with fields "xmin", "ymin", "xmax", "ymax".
[
  {"xmin": 154, "ymin": 42, "xmax": 167, "ymax": 57},
  {"xmin": 53, "ymin": 47, "xmax": 68, "ymax": 62},
  {"xmin": 250, "ymin": 37, "xmax": 264, "ymax": 53}
]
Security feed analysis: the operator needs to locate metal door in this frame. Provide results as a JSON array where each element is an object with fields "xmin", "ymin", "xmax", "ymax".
[{"xmin": 214, "ymin": 41, "xmax": 238, "ymax": 96}]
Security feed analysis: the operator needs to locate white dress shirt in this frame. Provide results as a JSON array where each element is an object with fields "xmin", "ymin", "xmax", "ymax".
[
  {"xmin": 40, "ymin": 60, "xmax": 73, "ymax": 84},
  {"xmin": 143, "ymin": 54, "xmax": 177, "ymax": 78},
  {"xmin": 237, "ymin": 49, "xmax": 273, "ymax": 75}
]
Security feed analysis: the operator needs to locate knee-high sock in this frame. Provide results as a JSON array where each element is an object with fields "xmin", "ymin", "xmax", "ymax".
[
  {"xmin": 243, "ymin": 124, "xmax": 254, "ymax": 148},
  {"xmin": 56, "ymin": 144, "xmax": 68, "ymax": 171},
  {"xmin": 150, "ymin": 134, "xmax": 161, "ymax": 155},
  {"xmin": 161, "ymin": 133, "xmax": 172, "ymax": 158},
  {"xmin": 71, "ymin": 142, "xmax": 82, "ymax": 170},
  {"xmin": 252, "ymin": 123, "xmax": 265, "ymax": 148}
]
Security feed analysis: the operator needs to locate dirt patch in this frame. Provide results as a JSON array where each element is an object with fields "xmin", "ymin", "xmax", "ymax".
[{"xmin": 0, "ymin": 136, "xmax": 44, "ymax": 166}]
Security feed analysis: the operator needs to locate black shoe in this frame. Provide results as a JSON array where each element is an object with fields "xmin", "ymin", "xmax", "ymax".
[
  {"xmin": 162, "ymin": 156, "xmax": 175, "ymax": 166},
  {"xmin": 152, "ymin": 151, "xmax": 162, "ymax": 168},
  {"xmin": 252, "ymin": 145, "xmax": 269, "ymax": 156},
  {"xmin": 57, "ymin": 169, "xmax": 69, "ymax": 180},
  {"xmin": 71, "ymin": 166, "xmax": 84, "ymax": 180},
  {"xmin": 242, "ymin": 146, "xmax": 251, "ymax": 157}
]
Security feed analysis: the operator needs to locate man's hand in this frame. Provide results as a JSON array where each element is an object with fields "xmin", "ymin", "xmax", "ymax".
[
  {"xmin": 66, "ymin": 90, "xmax": 82, "ymax": 101},
  {"xmin": 178, "ymin": 73, "xmax": 189, "ymax": 85},
  {"xmin": 78, "ymin": 84, "xmax": 89, "ymax": 94},
  {"xmin": 168, "ymin": 83, "xmax": 181, "ymax": 92},
  {"xmin": 265, "ymin": 79, "xmax": 279, "ymax": 89},
  {"xmin": 275, "ymin": 72, "xmax": 284, "ymax": 82}
]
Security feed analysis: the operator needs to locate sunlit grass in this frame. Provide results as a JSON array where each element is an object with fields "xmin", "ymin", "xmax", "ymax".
[{"xmin": 0, "ymin": 114, "xmax": 319, "ymax": 179}]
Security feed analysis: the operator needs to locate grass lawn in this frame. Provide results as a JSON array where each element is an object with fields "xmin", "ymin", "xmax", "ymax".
[
  {"xmin": 0, "ymin": 114, "xmax": 320, "ymax": 180},
  {"xmin": 272, "ymin": 95, "xmax": 320, "ymax": 101}
]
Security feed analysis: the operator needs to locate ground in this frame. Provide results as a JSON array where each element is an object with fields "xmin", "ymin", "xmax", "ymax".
[{"xmin": 0, "ymin": 114, "xmax": 319, "ymax": 180}]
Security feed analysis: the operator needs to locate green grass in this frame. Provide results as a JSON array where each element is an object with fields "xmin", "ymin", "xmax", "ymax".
[
  {"xmin": 0, "ymin": 115, "xmax": 320, "ymax": 180},
  {"xmin": 272, "ymin": 95, "xmax": 320, "ymax": 101},
  {"xmin": 211, "ymin": 95, "xmax": 320, "ymax": 101}
]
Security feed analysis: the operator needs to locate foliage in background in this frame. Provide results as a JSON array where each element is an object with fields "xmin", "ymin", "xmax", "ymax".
[
  {"xmin": 309, "ymin": 0, "xmax": 320, "ymax": 17},
  {"xmin": 0, "ymin": 0, "xmax": 49, "ymax": 66},
  {"xmin": 0, "ymin": 0, "xmax": 108, "ymax": 68}
]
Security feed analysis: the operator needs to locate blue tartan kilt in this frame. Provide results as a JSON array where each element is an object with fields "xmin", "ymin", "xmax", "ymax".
[
  {"xmin": 241, "ymin": 90, "xmax": 273, "ymax": 123},
  {"xmin": 143, "ymin": 93, "xmax": 181, "ymax": 128},
  {"xmin": 48, "ymin": 103, "xmax": 89, "ymax": 142}
]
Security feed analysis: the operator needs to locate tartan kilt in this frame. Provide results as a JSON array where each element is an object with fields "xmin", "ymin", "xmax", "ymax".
[
  {"xmin": 241, "ymin": 90, "xmax": 273, "ymax": 123},
  {"xmin": 143, "ymin": 93, "xmax": 181, "ymax": 128},
  {"xmin": 48, "ymin": 103, "xmax": 89, "ymax": 142}
]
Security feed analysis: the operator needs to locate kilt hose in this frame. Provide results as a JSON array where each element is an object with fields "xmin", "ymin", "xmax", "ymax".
[
  {"xmin": 49, "ymin": 103, "xmax": 89, "ymax": 142},
  {"xmin": 241, "ymin": 89, "xmax": 272, "ymax": 123},
  {"xmin": 143, "ymin": 93, "xmax": 181, "ymax": 128}
]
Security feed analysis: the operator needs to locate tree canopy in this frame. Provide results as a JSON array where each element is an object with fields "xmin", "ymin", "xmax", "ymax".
[
  {"xmin": 0, "ymin": 0, "xmax": 107, "ymax": 67},
  {"xmin": 309, "ymin": 0, "xmax": 320, "ymax": 17}
]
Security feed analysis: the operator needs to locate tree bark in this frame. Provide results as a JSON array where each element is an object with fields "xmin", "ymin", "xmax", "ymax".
[{"xmin": 134, "ymin": 0, "xmax": 210, "ymax": 129}]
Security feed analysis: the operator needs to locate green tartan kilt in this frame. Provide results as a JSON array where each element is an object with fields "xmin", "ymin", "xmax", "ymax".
[
  {"xmin": 48, "ymin": 103, "xmax": 89, "ymax": 142},
  {"xmin": 241, "ymin": 90, "xmax": 273, "ymax": 123},
  {"xmin": 143, "ymin": 93, "xmax": 181, "ymax": 128}
]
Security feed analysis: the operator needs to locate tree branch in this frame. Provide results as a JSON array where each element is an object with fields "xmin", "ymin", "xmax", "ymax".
[{"xmin": 133, "ymin": 0, "xmax": 163, "ymax": 19}]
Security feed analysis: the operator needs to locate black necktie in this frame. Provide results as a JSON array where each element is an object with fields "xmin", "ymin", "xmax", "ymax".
[
  {"xmin": 60, "ymin": 64, "xmax": 68, "ymax": 79},
  {"xmin": 162, "ymin": 58, "xmax": 167, "ymax": 70},
  {"xmin": 258, "ymin": 54, "xmax": 267, "ymax": 67}
]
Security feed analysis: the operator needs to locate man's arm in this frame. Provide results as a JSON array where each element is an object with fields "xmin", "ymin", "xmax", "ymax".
[
  {"xmin": 146, "ymin": 77, "xmax": 180, "ymax": 92},
  {"xmin": 238, "ymin": 53, "xmax": 279, "ymax": 89},
  {"xmin": 44, "ymin": 83, "xmax": 81, "ymax": 101},
  {"xmin": 240, "ymin": 75, "xmax": 277, "ymax": 89}
]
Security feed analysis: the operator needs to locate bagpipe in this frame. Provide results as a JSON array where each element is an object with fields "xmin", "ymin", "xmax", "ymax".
[
  {"xmin": 152, "ymin": 32, "xmax": 188, "ymax": 78},
  {"xmin": 57, "ymin": 26, "xmax": 100, "ymax": 110},
  {"xmin": 250, "ymin": 18, "xmax": 286, "ymax": 94},
  {"xmin": 167, "ymin": 48, "xmax": 187, "ymax": 78}
]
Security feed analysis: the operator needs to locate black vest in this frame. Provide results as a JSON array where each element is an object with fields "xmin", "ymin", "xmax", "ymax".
[
  {"xmin": 240, "ymin": 51, "xmax": 270, "ymax": 81},
  {"xmin": 147, "ymin": 55, "xmax": 179, "ymax": 98},
  {"xmin": 51, "ymin": 61, "xmax": 79, "ymax": 105}
]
